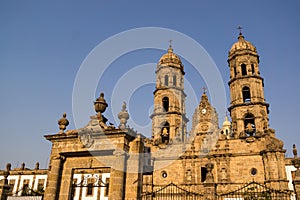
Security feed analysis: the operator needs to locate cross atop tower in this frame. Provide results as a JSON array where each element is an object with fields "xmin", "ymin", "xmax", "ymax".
[
  {"xmin": 168, "ymin": 39, "xmax": 173, "ymax": 53},
  {"xmin": 169, "ymin": 39, "xmax": 172, "ymax": 48},
  {"xmin": 202, "ymin": 87, "xmax": 207, "ymax": 94},
  {"xmin": 237, "ymin": 26, "xmax": 243, "ymax": 35}
]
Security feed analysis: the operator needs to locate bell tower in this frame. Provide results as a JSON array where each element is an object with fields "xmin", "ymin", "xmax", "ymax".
[
  {"xmin": 228, "ymin": 31, "xmax": 270, "ymax": 138},
  {"xmin": 150, "ymin": 43, "xmax": 188, "ymax": 145}
]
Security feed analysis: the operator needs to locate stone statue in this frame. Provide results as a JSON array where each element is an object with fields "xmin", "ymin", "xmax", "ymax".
[
  {"xmin": 293, "ymin": 144, "xmax": 298, "ymax": 158},
  {"xmin": 162, "ymin": 127, "xmax": 169, "ymax": 137},
  {"xmin": 186, "ymin": 170, "xmax": 192, "ymax": 181},
  {"xmin": 221, "ymin": 168, "xmax": 227, "ymax": 181},
  {"xmin": 205, "ymin": 163, "xmax": 214, "ymax": 183},
  {"xmin": 245, "ymin": 123, "xmax": 254, "ymax": 134}
]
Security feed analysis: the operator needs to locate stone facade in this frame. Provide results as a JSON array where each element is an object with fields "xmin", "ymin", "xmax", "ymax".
[{"xmin": 0, "ymin": 32, "xmax": 299, "ymax": 199}]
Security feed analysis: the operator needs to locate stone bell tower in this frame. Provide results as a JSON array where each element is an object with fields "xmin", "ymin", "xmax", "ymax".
[
  {"xmin": 228, "ymin": 31, "xmax": 270, "ymax": 138},
  {"xmin": 150, "ymin": 43, "xmax": 188, "ymax": 145}
]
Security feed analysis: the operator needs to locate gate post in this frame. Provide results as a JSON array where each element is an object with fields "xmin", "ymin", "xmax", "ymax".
[{"xmin": 204, "ymin": 162, "xmax": 216, "ymax": 200}]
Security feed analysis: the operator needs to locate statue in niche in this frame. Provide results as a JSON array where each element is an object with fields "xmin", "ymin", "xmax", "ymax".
[
  {"xmin": 221, "ymin": 168, "xmax": 227, "ymax": 181},
  {"xmin": 162, "ymin": 127, "xmax": 168, "ymax": 137},
  {"xmin": 161, "ymin": 128, "xmax": 169, "ymax": 144},
  {"xmin": 186, "ymin": 169, "xmax": 192, "ymax": 181},
  {"xmin": 246, "ymin": 123, "xmax": 253, "ymax": 132}
]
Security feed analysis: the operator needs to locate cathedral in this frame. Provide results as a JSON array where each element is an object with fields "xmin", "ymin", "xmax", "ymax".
[{"xmin": 1, "ymin": 32, "xmax": 300, "ymax": 200}]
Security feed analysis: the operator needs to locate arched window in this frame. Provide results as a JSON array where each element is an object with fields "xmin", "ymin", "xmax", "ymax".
[
  {"xmin": 244, "ymin": 113, "xmax": 256, "ymax": 136},
  {"xmin": 164, "ymin": 75, "xmax": 168, "ymax": 86},
  {"xmin": 234, "ymin": 67, "xmax": 237, "ymax": 76},
  {"xmin": 241, "ymin": 63, "xmax": 247, "ymax": 76},
  {"xmin": 162, "ymin": 97, "xmax": 169, "ymax": 112},
  {"xmin": 173, "ymin": 75, "xmax": 177, "ymax": 86},
  {"xmin": 161, "ymin": 122, "xmax": 170, "ymax": 144},
  {"xmin": 242, "ymin": 86, "xmax": 251, "ymax": 102},
  {"xmin": 251, "ymin": 64, "xmax": 255, "ymax": 74},
  {"xmin": 201, "ymin": 167, "xmax": 208, "ymax": 182}
]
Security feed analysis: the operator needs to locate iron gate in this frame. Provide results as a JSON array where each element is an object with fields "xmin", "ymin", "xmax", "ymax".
[
  {"xmin": 217, "ymin": 181, "xmax": 294, "ymax": 200},
  {"xmin": 140, "ymin": 182, "xmax": 204, "ymax": 200},
  {"xmin": 71, "ymin": 171, "xmax": 110, "ymax": 200}
]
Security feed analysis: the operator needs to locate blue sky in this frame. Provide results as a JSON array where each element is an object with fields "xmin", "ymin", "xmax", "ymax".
[{"xmin": 0, "ymin": 1, "xmax": 299, "ymax": 169}]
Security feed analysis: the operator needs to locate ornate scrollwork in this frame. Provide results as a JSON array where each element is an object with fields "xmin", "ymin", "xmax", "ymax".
[{"xmin": 74, "ymin": 174, "xmax": 107, "ymax": 187}]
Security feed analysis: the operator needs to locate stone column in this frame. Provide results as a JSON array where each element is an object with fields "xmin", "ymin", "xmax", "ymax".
[
  {"xmin": 109, "ymin": 150, "xmax": 128, "ymax": 200},
  {"xmin": 44, "ymin": 155, "xmax": 64, "ymax": 200}
]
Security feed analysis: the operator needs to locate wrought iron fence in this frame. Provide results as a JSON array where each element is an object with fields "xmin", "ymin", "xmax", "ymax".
[
  {"xmin": 140, "ymin": 181, "xmax": 295, "ymax": 200},
  {"xmin": 140, "ymin": 182, "xmax": 204, "ymax": 200},
  {"xmin": 217, "ymin": 181, "xmax": 293, "ymax": 200}
]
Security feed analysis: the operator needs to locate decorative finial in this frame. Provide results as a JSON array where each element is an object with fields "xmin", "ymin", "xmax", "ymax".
[
  {"xmin": 94, "ymin": 92, "xmax": 109, "ymax": 129},
  {"xmin": 35, "ymin": 162, "xmax": 40, "ymax": 170},
  {"xmin": 21, "ymin": 162, "xmax": 25, "ymax": 170},
  {"xmin": 58, "ymin": 112, "xmax": 69, "ymax": 133},
  {"xmin": 6, "ymin": 163, "xmax": 11, "ymax": 172},
  {"xmin": 293, "ymin": 144, "xmax": 298, "ymax": 158},
  {"xmin": 94, "ymin": 93, "xmax": 108, "ymax": 114},
  {"xmin": 118, "ymin": 102, "xmax": 129, "ymax": 129},
  {"xmin": 168, "ymin": 39, "xmax": 173, "ymax": 53}
]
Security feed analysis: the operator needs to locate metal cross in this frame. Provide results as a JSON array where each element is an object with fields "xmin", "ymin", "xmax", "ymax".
[
  {"xmin": 237, "ymin": 26, "xmax": 243, "ymax": 34},
  {"xmin": 169, "ymin": 39, "xmax": 172, "ymax": 47},
  {"xmin": 202, "ymin": 87, "xmax": 207, "ymax": 94}
]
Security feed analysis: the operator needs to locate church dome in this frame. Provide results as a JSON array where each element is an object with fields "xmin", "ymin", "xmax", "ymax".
[
  {"xmin": 229, "ymin": 33, "xmax": 257, "ymax": 56},
  {"xmin": 158, "ymin": 45, "xmax": 183, "ymax": 70}
]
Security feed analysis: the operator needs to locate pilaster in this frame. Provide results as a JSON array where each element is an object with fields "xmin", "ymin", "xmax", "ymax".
[
  {"xmin": 109, "ymin": 150, "xmax": 128, "ymax": 200},
  {"xmin": 44, "ymin": 155, "xmax": 64, "ymax": 200}
]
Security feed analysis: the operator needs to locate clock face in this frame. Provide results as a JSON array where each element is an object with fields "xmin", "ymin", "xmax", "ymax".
[{"xmin": 201, "ymin": 108, "xmax": 207, "ymax": 114}]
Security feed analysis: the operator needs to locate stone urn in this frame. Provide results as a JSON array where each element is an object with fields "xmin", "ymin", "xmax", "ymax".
[
  {"xmin": 58, "ymin": 112, "xmax": 69, "ymax": 132},
  {"xmin": 94, "ymin": 93, "xmax": 108, "ymax": 114}
]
